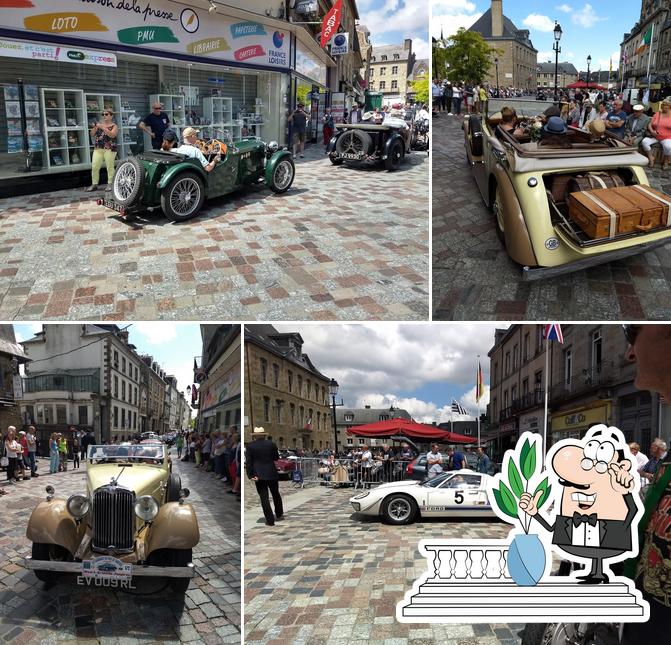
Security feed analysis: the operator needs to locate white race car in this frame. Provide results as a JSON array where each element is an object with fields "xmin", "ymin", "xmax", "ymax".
[{"xmin": 349, "ymin": 470, "xmax": 496, "ymax": 525}]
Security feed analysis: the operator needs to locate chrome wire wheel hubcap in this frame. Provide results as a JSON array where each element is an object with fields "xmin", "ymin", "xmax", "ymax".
[
  {"xmin": 274, "ymin": 160, "xmax": 293, "ymax": 190},
  {"xmin": 114, "ymin": 164, "xmax": 136, "ymax": 200},
  {"xmin": 494, "ymin": 187, "xmax": 504, "ymax": 233},
  {"xmin": 389, "ymin": 498, "xmax": 411, "ymax": 521},
  {"xmin": 170, "ymin": 178, "xmax": 200, "ymax": 216}
]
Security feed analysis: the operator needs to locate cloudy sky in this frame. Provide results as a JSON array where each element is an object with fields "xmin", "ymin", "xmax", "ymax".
[
  {"xmin": 273, "ymin": 323, "xmax": 507, "ymax": 423},
  {"xmin": 15, "ymin": 323, "xmax": 202, "ymax": 410},
  {"xmin": 358, "ymin": 0, "xmax": 429, "ymax": 60},
  {"xmin": 432, "ymin": 0, "xmax": 640, "ymax": 73}
]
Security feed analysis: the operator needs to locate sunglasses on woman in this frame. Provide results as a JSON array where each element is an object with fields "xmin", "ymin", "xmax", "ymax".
[
  {"xmin": 622, "ymin": 324, "xmax": 641, "ymax": 346},
  {"xmin": 102, "ymin": 112, "xmax": 112, "ymax": 116}
]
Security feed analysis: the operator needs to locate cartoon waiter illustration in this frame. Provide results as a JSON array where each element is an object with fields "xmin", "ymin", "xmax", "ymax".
[{"xmin": 519, "ymin": 425, "xmax": 642, "ymax": 584}]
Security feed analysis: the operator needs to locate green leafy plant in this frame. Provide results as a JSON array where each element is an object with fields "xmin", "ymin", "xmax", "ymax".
[{"xmin": 491, "ymin": 435, "xmax": 551, "ymax": 533}]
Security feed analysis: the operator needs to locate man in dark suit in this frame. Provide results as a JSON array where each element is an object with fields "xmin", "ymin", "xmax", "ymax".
[
  {"xmin": 520, "ymin": 425, "xmax": 639, "ymax": 584},
  {"xmin": 246, "ymin": 426, "xmax": 284, "ymax": 526}
]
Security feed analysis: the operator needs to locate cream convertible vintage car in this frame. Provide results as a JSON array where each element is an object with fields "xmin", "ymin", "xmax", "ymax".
[
  {"xmin": 463, "ymin": 99, "xmax": 671, "ymax": 279},
  {"xmin": 25, "ymin": 443, "xmax": 199, "ymax": 592}
]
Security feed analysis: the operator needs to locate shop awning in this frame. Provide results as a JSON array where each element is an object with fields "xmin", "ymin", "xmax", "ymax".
[{"xmin": 346, "ymin": 418, "xmax": 476, "ymax": 443}]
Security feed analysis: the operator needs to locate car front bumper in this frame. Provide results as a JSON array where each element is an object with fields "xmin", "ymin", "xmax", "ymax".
[{"xmin": 24, "ymin": 556, "xmax": 195, "ymax": 578}]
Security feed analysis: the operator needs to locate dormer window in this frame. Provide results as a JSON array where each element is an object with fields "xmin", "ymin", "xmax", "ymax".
[
  {"xmin": 344, "ymin": 413, "xmax": 354, "ymax": 422},
  {"xmin": 381, "ymin": 55, "xmax": 387, "ymax": 61}
]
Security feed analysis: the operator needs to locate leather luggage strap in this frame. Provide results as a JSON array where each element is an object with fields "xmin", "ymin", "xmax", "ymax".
[
  {"xmin": 632, "ymin": 184, "xmax": 671, "ymax": 226},
  {"xmin": 588, "ymin": 174, "xmax": 608, "ymax": 189},
  {"xmin": 582, "ymin": 191, "xmax": 618, "ymax": 238}
]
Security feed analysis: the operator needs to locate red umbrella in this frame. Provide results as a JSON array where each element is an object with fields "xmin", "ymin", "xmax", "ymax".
[
  {"xmin": 345, "ymin": 418, "xmax": 475, "ymax": 444},
  {"xmin": 566, "ymin": 80, "xmax": 607, "ymax": 90}
]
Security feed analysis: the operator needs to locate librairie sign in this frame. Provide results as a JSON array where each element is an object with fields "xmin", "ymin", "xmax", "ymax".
[{"xmin": 0, "ymin": 0, "xmax": 289, "ymax": 69}]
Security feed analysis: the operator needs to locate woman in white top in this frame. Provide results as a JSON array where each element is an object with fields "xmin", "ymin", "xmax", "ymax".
[
  {"xmin": 579, "ymin": 100, "xmax": 597, "ymax": 129},
  {"xmin": 4, "ymin": 426, "xmax": 21, "ymax": 484}
]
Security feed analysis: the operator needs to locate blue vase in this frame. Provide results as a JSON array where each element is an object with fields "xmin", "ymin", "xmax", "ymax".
[{"xmin": 507, "ymin": 533, "xmax": 546, "ymax": 586}]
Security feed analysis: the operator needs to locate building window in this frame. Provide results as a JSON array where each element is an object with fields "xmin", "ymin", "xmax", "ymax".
[
  {"xmin": 322, "ymin": 386, "xmax": 326, "ymax": 404},
  {"xmin": 314, "ymin": 383, "xmax": 319, "ymax": 400},
  {"xmin": 290, "ymin": 403, "xmax": 295, "ymax": 425},
  {"xmin": 492, "ymin": 398, "xmax": 497, "ymax": 422},
  {"xmin": 379, "ymin": 414, "xmax": 389, "ymax": 421},
  {"xmin": 114, "ymin": 406, "xmax": 118, "ymax": 428},
  {"xmin": 297, "ymin": 375, "xmax": 303, "ymax": 396},
  {"xmin": 260, "ymin": 358, "xmax": 267, "ymax": 384},
  {"xmin": 287, "ymin": 370, "xmax": 293, "ymax": 392},
  {"xmin": 122, "ymin": 357, "xmax": 126, "ymax": 374},
  {"xmin": 534, "ymin": 370, "xmax": 543, "ymax": 395},
  {"xmin": 392, "ymin": 65, "xmax": 398, "ymax": 74},
  {"xmin": 380, "ymin": 66, "xmax": 386, "ymax": 75},
  {"xmin": 344, "ymin": 413, "xmax": 354, "ymax": 422},
  {"xmin": 272, "ymin": 363, "xmax": 280, "ymax": 388},
  {"xmin": 263, "ymin": 396, "xmax": 270, "ymax": 422},
  {"xmin": 523, "ymin": 333, "xmax": 530, "ymax": 362},
  {"xmin": 299, "ymin": 406, "xmax": 304, "ymax": 426},
  {"xmin": 306, "ymin": 379, "xmax": 311, "ymax": 400},
  {"xmin": 316, "ymin": 411, "xmax": 321, "ymax": 430},
  {"xmin": 381, "ymin": 55, "xmax": 387, "ymax": 61},
  {"xmin": 113, "ymin": 350, "xmax": 119, "ymax": 367},
  {"xmin": 535, "ymin": 326, "xmax": 543, "ymax": 354},
  {"xmin": 564, "ymin": 348, "xmax": 572, "ymax": 388},
  {"xmin": 275, "ymin": 399, "xmax": 283, "ymax": 423},
  {"xmin": 591, "ymin": 329, "xmax": 602, "ymax": 372},
  {"xmin": 379, "ymin": 81, "xmax": 386, "ymax": 89},
  {"xmin": 503, "ymin": 390, "xmax": 509, "ymax": 412},
  {"xmin": 522, "ymin": 378, "xmax": 529, "ymax": 396},
  {"xmin": 391, "ymin": 80, "xmax": 398, "ymax": 89},
  {"xmin": 505, "ymin": 351, "xmax": 511, "ymax": 375},
  {"xmin": 511, "ymin": 385, "xmax": 517, "ymax": 403},
  {"xmin": 492, "ymin": 362, "xmax": 498, "ymax": 386},
  {"xmin": 121, "ymin": 408, "xmax": 126, "ymax": 429},
  {"xmin": 306, "ymin": 409, "xmax": 313, "ymax": 428},
  {"xmin": 393, "ymin": 53, "xmax": 399, "ymax": 59},
  {"xmin": 135, "ymin": 387, "xmax": 138, "ymax": 405},
  {"xmin": 56, "ymin": 405, "xmax": 67, "ymax": 424},
  {"xmin": 78, "ymin": 405, "xmax": 88, "ymax": 426},
  {"xmin": 133, "ymin": 411, "xmax": 136, "ymax": 430},
  {"xmin": 513, "ymin": 344, "xmax": 519, "ymax": 370},
  {"xmin": 114, "ymin": 375, "xmax": 118, "ymax": 398}
]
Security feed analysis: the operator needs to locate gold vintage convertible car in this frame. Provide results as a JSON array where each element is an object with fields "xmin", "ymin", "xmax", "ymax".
[
  {"xmin": 463, "ymin": 99, "xmax": 671, "ymax": 279},
  {"xmin": 25, "ymin": 443, "xmax": 199, "ymax": 592}
]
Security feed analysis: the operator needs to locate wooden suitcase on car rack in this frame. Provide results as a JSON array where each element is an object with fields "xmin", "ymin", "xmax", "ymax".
[{"xmin": 568, "ymin": 184, "xmax": 671, "ymax": 239}]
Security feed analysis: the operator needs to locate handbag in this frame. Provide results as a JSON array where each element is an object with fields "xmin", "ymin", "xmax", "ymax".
[{"xmin": 0, "ymin": 456, "xmax": 7, "ymax": 468}]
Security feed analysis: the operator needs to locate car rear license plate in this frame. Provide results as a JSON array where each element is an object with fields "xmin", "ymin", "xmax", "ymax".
[
  {"xmin": 101, "ymin": 198, "xmax": 124, "ymax": 213},
  {"xmin": 341, "ymin": 153, "xmax": 363, "ymax": 159}
]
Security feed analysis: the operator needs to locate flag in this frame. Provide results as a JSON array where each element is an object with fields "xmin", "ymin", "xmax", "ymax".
[
  {"xmin": 320, "ymin": 0, "xmax": 343, "ymax": 49},
  {"xmin": 609, "ymin": 58, "xmax": 612, "ymax": 73},
  {"xmin": 543, "ymin": 323, "xmax": 564, "ymax": 343},
  {"xmin": 636, "ymin": 25, "xmax": 652, "ymax": 55},
  {"xmin": 304, "ymin": 416, "xmax": 312, "ymax": 430},
  {"xmin": 475, "ymin": 362, "xmax": 485, "ymax": 402},
  {"xmin": 451, "ymin": 400, "xmax": 467, "ymax": 415}
]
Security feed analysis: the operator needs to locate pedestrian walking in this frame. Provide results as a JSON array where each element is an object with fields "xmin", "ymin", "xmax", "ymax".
[
  {"xmin": 49, "ymin": 432, "xmax": 59, "ymax": 474},
  {"xmin": 26, "ymin": 425, "xmax": 38, "ymax": 477},
  {"xmin": 246, "ymin": 426, "xmax": 284, "ymax": 526},
  {"xmin": 70, "ymin": 426, "xmax": 80, "ymax": 469},
  {"xmin": 58, "ymin": 433, "xmax": 67, "ymax": 471},
  {"xmin": 201, "ymin": 433, "xmax": 212, "ymax": 470},
  {"xmin": 289, "ymin": 103, "xmax": 309, "ymax": 158},
  {"xmin": 476, "ymin": 446, "xmax": 491, "ymax": 474},
  {"xmin": 176, "ymin": 433, "xmax": 184, "ymax": 459},
  {"xmin": 228, "ymin": 431, "xmax": 240, "ymax": 496},
  {"xmin": 4, "ymin": 427, "xmax": 21, "ymax": 484},
  {"xmin": 322, "ymin": 107, "xmax": 334, "ymax": 148},
  {"xmin": 81, "ymin": 429, "xmax": 94, "ymax": 461}
]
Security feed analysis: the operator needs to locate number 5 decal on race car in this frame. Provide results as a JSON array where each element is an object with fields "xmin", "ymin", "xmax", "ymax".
[{"xmin": 454, "ymin": 491, "xmax": 463, "ymax": 504}]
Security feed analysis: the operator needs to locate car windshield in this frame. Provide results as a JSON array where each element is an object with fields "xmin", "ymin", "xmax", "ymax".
[
  {"xmin": 488, "ymin": 98, "xmax": 555, "ymax": 118},
  {"xmin": 88, "ymin": 443, "xmax": 165, "ymax": 462},
  {"xmin": 421, "ymin": 473, "xmax": 451, "ymax": 488}
]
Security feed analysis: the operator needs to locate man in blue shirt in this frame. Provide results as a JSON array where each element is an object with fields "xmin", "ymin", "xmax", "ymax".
[
  {"xmin": 452, "ymin": 448, "xmax": 465, "ymax": 470},
  {"xmin": 139, "ymin": 102, "xmax": 171, "ymax": 150},
  {"xmin": 605, "ymin": 98, "xmax": 627, "ymax": 139}
]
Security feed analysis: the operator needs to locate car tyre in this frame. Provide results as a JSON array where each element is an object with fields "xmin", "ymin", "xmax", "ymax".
[
  {"xmin": 112, "ymin": 157, "xmax": 144, "ymax": 206},
  {"xmin": 492, "ymin": 182, "xmax": 506, "ymax": 245},
  {"xmin": 161, "ymin": 172, "xmax": 205, "ymax": 222},
  {"xmin": 381, "ymin": 494, "xmax": 417, "ymax": 525},
  {"xmin": 167, "ymin": 548, "xmax": 193, "ymax": 593},
  {"xmin": 166, "ymin": 472, "xmax": 182, "ymax": 502},
  {"xmin": 468, "ymin": 115, "xmax": 483, "ymax": 157},
  {"xmin": 269, "ymin": 157, "xmax": 295, "ymax": 193},
  {"xmin": 384, "ymin": 139, "xmax": 404, "ymax": 171},
  {"xmin": 328, "ymin": 152, "xmax": 343, "ymax": 165},
  {"xmin": 335, "ymin": 130, "xmax": 373, "ymax": 156},
  {"xmin": 31, "ymin": 542, "xmax": 71, "ymax": 584}
]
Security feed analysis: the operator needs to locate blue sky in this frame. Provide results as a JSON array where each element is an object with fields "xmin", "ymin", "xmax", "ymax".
[
  {"xmin": 357, "ymin": 0, "xmax": 429, "ymax": 59},
  {"xmin": 432, "ymin": 1, "xmax": 641, "ymax": 73},
  {"xmin": 14, "ymin": 323, "xmax": 203, "ymax": 408},
  {"xmin": 274, "ymin": 324, "xmax": 506, "ymax": 423}
]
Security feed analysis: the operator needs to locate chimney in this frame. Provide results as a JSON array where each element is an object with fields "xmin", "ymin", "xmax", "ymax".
[
  {"xmin": 404, "ymin": 38, "xmax": 411, "ymax": 52},
  {"xmin": 491, "ymin": 0, "xmax": 503, "ymax": 38}
]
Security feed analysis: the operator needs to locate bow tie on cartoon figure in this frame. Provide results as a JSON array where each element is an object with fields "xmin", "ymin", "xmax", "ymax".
[{"xmin": 520, "ymin": 425, "xmax": 641, "ymax": 585}]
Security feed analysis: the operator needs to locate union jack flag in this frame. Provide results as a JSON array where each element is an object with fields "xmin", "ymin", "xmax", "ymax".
[{"xmin": 543, "ymin": 324, "xmax": 564, "ymax": 343}]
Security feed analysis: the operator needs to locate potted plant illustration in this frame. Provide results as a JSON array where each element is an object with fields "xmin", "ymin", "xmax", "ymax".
[{"xmin": 490, "ymin": 433, "xmax": 552, "ymax": 586}]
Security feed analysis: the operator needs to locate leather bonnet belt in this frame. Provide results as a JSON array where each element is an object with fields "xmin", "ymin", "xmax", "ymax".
[
  {"xmin": 632, "ymin": 184, "xmax": 671, "ymax": 226},
  {"xmin": 582, "ymin": 191, "xmax": 618, "ymax": 238}
]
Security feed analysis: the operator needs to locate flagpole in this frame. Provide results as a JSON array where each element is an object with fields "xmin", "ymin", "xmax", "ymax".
[
  {"xmin": 543, "ymin": 336, "xmax": 550, "ymax": 457},
  {"xmin": 477, "ymin": 355, "xmax": 481, "ymax": 447},
  {"xmin": 646, "ymin": 23, "xmax": 655, "ymax": 97}
]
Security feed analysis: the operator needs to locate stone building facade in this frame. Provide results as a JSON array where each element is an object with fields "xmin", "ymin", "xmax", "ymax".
[
  {"xmin": 0, "ymin": 325, "xmax": 30, "ymax": 433},
  {"xmin": 536, "ymin": 62, "xmax": 579, "ymax": 90},
  {"xmin": 244, "ymin": 325, "xmax": 332, "ymax": 450},
  {"xmin": 369, "ymin": 40, "xmax": 416, "ymax": 104}
]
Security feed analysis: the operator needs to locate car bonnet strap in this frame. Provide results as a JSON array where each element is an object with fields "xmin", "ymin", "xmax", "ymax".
[
  {"xmin": 632, "ymin": 184, "xmax": 671, "ymax": 226},
  {"xmin": 582, "ymin": 191, "xmax": 618, "ymax": 238}
]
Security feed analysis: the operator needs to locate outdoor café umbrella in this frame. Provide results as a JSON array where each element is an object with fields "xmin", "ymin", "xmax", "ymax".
[
  {"xmin": 566, "ymin": 80, "xmax": 607, "ymax": 91},
  {"xmin": 345, "ymin": 418, "xmax": 475, "ymax": 444}
]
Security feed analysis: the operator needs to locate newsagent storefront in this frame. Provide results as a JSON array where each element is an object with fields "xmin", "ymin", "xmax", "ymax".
[{"xmin": 0, "ymin": 0, "xmax": 291, "ymax": 190}]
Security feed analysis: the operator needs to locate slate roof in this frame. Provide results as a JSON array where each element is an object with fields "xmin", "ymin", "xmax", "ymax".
[
  {"xmin": 336, "ymin": 407, "xmax": 412, "ymax": 425},
  {"xmin": 537, "ymin": 62, "xmax": 579, "ymax": 75},
  {"xmin": 469, "ymin": 8, "xmax": 537, "ymax": 51}
]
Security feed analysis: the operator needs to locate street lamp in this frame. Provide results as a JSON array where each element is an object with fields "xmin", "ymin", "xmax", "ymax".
[
  {"xmin": 586, "ymin": 54, "xmax": 592, "ymax": 91},
  {"xmin": 553, "ymin": 21, "xmax": 563, "ymax": 102},
  {"xmin": 494, "ymin": 57, "xmax": 499, "ymax": 97},
  {"xmin": 329, "ymin": 378, "xmax": 343, "ymax": 455}
]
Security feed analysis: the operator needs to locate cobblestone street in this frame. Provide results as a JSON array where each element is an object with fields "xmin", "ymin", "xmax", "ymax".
[
  {"xmin": 0, "ymin": 144, "xmax": 429, "ymax": 321},
  {"xmin": 0, "ymin": 452, "xmax": 240, "ymax": 644},
  {"xmin": 432, "ymin": 112, "xmax": 671, "ymax": 320},
  {"xmin": 244, "ymin": 485, "xmax": 528, "ymax": 645}
]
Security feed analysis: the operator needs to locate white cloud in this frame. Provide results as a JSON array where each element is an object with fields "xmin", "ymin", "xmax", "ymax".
[
  {"xmin": 433, "ymin": 0, "xmax": 477, "ymax": 11},
  {"xmin": 131, "ymin": 323, "xmax": 178, "ymax": 345},
  {"xmin": 596, "ymin": 50, "xmax": 620, "ymax": 71},
  {"xmin": 360, "ymin": 0, "xmax": 428, "ymax": 42},
  {"xmin": 537, "ymin": 51, "xmax": 554, "ymax": 62},
  {"xmin": 571, "ymin": 4, "xmax": 606, "ymax": 28},
  {"xmin": 556, "ymin": 3, "xmax": 572, "ymax": 12},
  {"xmin": 523, "ymin": 14, "xmax": 555, "ymax": 32},
  {"xmin": 432, "ymin": 12, "xmax": 482, "ymax": 39},
  {"xmin": 566, "ymin": 51, "xmax": 575, "ymax": 59},
  {"xmin": 15, "ymin": 323, "xmax": 42, "ymax": 343},
  {"xmin": 412, "ymin": 36, "xmax": 429, "ymax": 59}
]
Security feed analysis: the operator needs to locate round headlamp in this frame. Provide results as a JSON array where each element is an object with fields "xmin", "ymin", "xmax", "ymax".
[
  {"xmin": 66, "ymin": 493, "xmax": 90, "ymax": 519},
  {"xmin": 134, "ymin": 495, "xmax": 159, "ymax": 522},
  {"xmin": 266, "ymin": 140, "xmax": 279, "ymax": 153}
]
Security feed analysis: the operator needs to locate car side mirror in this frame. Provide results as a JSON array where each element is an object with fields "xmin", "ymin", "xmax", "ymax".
[{"xmin": 179, "ymin": 488, "xmax": 190, "ymax": 504}]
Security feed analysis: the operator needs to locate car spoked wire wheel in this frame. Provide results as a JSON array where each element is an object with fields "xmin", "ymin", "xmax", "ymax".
[
  {"xmin": 161, "ymin": 172, "xmax": 205, "ymax": 222},
  {"xmin": 493, "ymin": 183, "xmax": 506, "ymax": 244},
  {"xmin": 382, "ymin": 494, "xmax": 417, "ymax": 525},
  {"xmin": 335, "ymin": 130, "xmax": 372, "ymax": 158},
  {"xmin": 113, "ymin": 157, "xmax": 144, "ymax": 206},
  {"xmin": 269, "ymin": 157, "xmax": 295, "ymax": 193}
]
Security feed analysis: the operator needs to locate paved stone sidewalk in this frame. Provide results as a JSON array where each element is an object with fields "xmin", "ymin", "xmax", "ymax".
[
  {"xmin": 0, "ymin": 144, "xmax": 429, "ymax": 321},
  {"xmin": 244, "ymin": 486, "xmax": 526, "ymax": 645},
  {"xmin": 0, "ymin": 452, "xmax": 240, "ymax": 643},
  {"xmin": 432, "ymin": 112, "xmax": 671, "ymax": 320}
]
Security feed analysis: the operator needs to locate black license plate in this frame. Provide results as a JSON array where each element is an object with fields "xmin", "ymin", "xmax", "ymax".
[{"xmin": 101, "ymin": 198, "xmax": 124, "ymax": 213}]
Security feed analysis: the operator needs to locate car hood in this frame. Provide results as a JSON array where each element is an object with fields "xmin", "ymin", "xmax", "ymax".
[
  {"xmin": 371, "ymin": 480, "xmax": 421, "ymax": 492},
  {"xmin": 87, "ymin": 464, "xmax": 167, "ymax": 500}
]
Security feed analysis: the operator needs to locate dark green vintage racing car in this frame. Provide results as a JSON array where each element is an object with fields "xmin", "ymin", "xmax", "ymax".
[{"xmin": 98, "ymin": 138, "xmax": 295, "ymax": 222}]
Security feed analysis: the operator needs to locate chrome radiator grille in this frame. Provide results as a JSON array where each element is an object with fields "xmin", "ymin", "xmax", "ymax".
[{"xmin": 91, "ymin": 487, "xmax": 135, "ymax": 552}]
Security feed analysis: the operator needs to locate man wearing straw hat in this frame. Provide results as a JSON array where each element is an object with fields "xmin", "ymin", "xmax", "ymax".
[{"xmin": 246, "ymin": 426, "xmax": 284, "ymax": 526}]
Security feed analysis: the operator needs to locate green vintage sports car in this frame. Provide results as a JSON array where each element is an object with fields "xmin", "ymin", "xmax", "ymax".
[{"xmin": 98, "ymin": 138, "xmax": 295, "ymax": 222}]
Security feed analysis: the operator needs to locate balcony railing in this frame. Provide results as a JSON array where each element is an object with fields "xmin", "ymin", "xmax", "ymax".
[
  {"xmin": 499, "ymin": 389, "xmax": 543, "ymax": 422},
  {"xmin": 551, "ymin": 362, "xmax": 613, "ymax": 401},
  {"xmin": 24, "ymin": 374, "xmax": 100, "ymax": 394}
]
